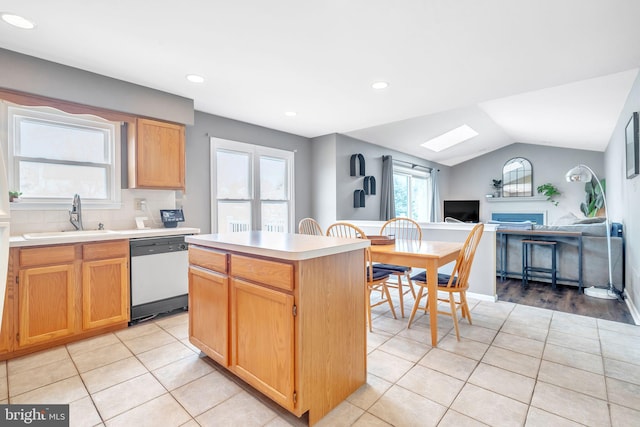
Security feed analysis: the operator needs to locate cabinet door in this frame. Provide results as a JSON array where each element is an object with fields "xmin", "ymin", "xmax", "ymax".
[
  {"xmin": 18, "ymin": 264, "xmax": 75, "ymax": 347},
  {"xmin": 134, "ymin": 118, "xmax": 185, "ymax": 189},
  {"xmin": 189, "ymin": 266, "xmax": 229, "ymax": 365},
  {"xmin": 230, "ymin": 278, "xmax": 295, "ymax": 411},
  {"xmin": 82, "ymin": 257, "xmax": 129, "ymax": 329}
]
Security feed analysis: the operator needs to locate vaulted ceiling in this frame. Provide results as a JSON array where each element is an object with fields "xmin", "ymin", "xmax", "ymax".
[{"xmin": 1, "ymin": 0, "xmax": 639, "ymax": 165}]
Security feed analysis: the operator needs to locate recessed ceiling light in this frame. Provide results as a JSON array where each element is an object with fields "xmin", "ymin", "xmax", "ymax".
[
  {"xmin": 371, "ymin": 81, "xmax": 389, "ymax": 90},
  {"xmin": 284, "ymin": 111, "xmax": 297, "ymax": 117},
  {"xmin": 186, "ymin": 74, "xmax": 205, "ymax": 83},
  {"xmin": 421, "ymin": 125, "xmax": 479, "ymax": 152},
  {"xmin": 1, "ymin": 13, "xmax": 35, "ymax": 29}
]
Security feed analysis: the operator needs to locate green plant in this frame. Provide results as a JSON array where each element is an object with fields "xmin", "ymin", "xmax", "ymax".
[
  {"xmin": 492, "ymin": 179, "xmax": 502, "ymax": 190},
  {"xmin": 536, "ymin": 183, "xmax": 561, "ymax": 206},
  {"xmin": 581, "ymin": 178, "xmax": 606, "ymax": 217},
  {"xmin": 8, "ymin": 190, "xmax": 22, "ymax": 202}
]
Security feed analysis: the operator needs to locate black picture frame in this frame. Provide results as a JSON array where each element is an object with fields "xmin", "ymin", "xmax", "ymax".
[{"xmin": 626, "ymin": 112, "xmax": 639, "ymax": 179}]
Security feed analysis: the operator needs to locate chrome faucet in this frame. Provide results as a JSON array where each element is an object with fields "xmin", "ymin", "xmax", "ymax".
[{"xmin": 69, "ymin": 194, "xmax": 83, "ymax": 230}]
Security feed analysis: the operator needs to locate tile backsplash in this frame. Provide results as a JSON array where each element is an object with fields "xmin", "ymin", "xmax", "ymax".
[{"xmin": 9, "ymin": 189, "xmax": 177, "ymax": 236}]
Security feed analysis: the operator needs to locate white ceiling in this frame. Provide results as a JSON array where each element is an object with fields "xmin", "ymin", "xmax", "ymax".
[{"xmin": 1, "ymin": 0, "xmax": 639, "ymax": 166}]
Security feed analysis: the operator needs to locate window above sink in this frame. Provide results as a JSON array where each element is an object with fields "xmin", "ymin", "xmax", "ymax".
[{"xmin": 2, "ymin": 102, "xmax": 122, "ymax": 210}]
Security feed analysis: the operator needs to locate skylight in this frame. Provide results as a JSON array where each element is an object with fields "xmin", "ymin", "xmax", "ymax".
[
  {"xmin": 421, "ymin": 124, "xmax": 478, "ymax": 152},
  {"xmin": 1, "ymin": 13, "xmax": 35, "ymax": 29}
]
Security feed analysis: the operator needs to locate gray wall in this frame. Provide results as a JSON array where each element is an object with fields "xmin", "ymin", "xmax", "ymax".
[
  {"xmin": 0, "ymin": 48, "xmax": 194, "ymax": 125},
  {"xmin": 184, "ymin": 111, "xmax": 312, "ymax": 233},
  {"xmin": 310, "ymin": 134, "xmax": 337, "ymax": 229},
  {"xmin": 448, "ymin": 143, "xmax": 604, "ymax": 225},
  {"xmin": 331, "ymin": 134, "xmax": 450, "ymax": 221},
  {"xmin": 604, "ymin": 70, "xmax": 640, "ymax": 314}
]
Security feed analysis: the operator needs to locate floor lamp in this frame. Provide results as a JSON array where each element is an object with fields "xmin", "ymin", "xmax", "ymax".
[{"xmin": 565, "ymin": 164, "xmax": 620, "ymax": 300}]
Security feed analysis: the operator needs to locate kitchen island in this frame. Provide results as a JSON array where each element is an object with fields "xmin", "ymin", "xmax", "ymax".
[{"xmin": 185, "ymin": 232, "xmax": 369, "ymax": 425}]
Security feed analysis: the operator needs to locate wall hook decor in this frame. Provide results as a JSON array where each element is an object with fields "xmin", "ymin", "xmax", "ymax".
[
  {"xmin": 363, "ymin": 176, "xmax": 376, "ymax": 195},
  {"xmin": 350, "ymin": 153, "xmax": 366, "ymax": 176},
  {"xmin": 353, "ymin": 189, "xmax": 365, "ymax": 208}
]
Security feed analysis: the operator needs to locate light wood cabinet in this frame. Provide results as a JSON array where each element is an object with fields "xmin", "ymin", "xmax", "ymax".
[
  {"xmin": 230, "ymin": 277, "xmax": 295, "ymax": 410},
  {"xmin": 2, "ymin": 240, "xmax": 130, "ymax": 359},
  {"xmin": 188, "ymin": 266, "xmax": 229, "ymax": 365},
  {"xmin": 17, "ymin": 245, "xmax": 77, "ymax": 348},
  {"xmin": 18, "ymin": 264, "xmax": 76, "ymax": 347},
  {"xmin": 81, "ymin": 240, "xmax": 129, "ymax": 330},
  {"xmin": 130, "ymin": 118, "xmax": 185, "ymax": 189},
  {"xmin": 188, "ymin": 236, "xmax": 367, "ymax": 425}
]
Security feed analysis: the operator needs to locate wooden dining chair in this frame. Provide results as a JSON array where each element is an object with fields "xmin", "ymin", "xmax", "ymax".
[
  {"xmin": 377, "ymin": 217, "xmax": 423, "ymax": 317},
  {"xmin": 298, "ymin": 217, "xmax": 324, "ymax": 235},
  {"xmin": 407, "ymin": 223, "xmax": 484, "ymax": 340},
  {"xmin": 326, "ymin": 222, "xmax": 397, "ymax": 330}
]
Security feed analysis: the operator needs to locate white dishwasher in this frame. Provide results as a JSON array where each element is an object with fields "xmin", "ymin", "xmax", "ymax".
[{"xmin": 130, "ymin": 235, "xmax": 189, "ymax": 322}]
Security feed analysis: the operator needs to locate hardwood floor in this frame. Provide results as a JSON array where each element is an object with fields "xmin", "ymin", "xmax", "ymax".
[{"xmin": 496, "ymin": 277, "xmax": 635, "ymax": 325}]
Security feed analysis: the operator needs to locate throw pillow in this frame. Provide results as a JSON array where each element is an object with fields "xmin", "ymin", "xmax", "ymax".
[
  {"xmin": 553, "ymin": 212, "xmax": 579, "ymax": 225},
  {"xmin": 573, "ymin": 217, "xmax": 606, "ymax": 224}
]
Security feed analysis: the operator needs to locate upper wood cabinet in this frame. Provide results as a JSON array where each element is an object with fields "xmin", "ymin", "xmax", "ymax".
[{"xmin": 130, "ymin": 118, "xmax": 185, "ymax": 190}]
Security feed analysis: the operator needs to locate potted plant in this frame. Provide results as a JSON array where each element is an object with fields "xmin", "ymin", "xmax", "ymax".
[
  {"xmin": 491, "ymin": 179, "xmax": 502, "ymax": 197},
  {"xmin": 581, "ymin": 178, "xmax": 606, "ymax": 217},
  {"xmin": 536, "ymin": 183, "xmax": 561, "ymax": 206},
  {"xmin": 8, "ymin": 191, "xmax": 22, "ymax": 202}
]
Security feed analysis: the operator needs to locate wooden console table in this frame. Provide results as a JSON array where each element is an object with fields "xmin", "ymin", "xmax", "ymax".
[{"xmin": 496, "ymin": 229, "xmax": 583, "ymax": 292}]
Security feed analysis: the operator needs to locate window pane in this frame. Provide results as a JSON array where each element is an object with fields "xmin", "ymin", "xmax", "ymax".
[
  {"xmin": 411, "ymin": 176, "xmax": 430, "ymax": 222},
  {"xmin": 19, "ymin": 119, "xmax": 109, "ymax": 163},
  {"xmin": 216, "ymin": 150, "xmax": 250, "ymax": 199},
  {"xmin": 393, "ymin": 173, "xmax": 409, "ymax": 217},
  {"xmin": 261, "ymin": 202, "xmax": 288, "ymax": 232},
  {"xmin": 260, "ymin": 156, "xmax": 287, "ymax": 200},
  {"xmin": 19, "ymin": 161, "xmax": 107, "ymax": 199},
  {"xmin": 218, "ymin": 202, "xmax": 252, "ymax": 232}
]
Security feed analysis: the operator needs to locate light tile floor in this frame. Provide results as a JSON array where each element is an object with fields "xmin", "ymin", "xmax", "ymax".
[{"xmin": 1, "ymin": 295, "xmax": 639, "ymax": 426}]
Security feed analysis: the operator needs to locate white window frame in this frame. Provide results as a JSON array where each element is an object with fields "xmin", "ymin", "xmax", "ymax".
[
  {"xmin": 2, "ymin": 102, "xmax": 121, "ymax": 209},
  {"xmin": 210, "ymin": 137, "xmax": 294, "ymax": 233},
  {"xmin": 393, "ymin": 163, "xmax": 432, "ymax": 222}
]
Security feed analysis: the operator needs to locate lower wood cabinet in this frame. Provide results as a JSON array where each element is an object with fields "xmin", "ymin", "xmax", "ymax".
[
  {"xmin": 188, "ymin": 242, "xmax": 366, "ymax": 425},
  {"xmin": 1, "ymin": 240, "xmax": 130, "ymax": 359},
  {"xmin": 82, "ymin": 257, "xmax": 129, "ymax": 330},
  {"xmin": 230, "ymin": 278, "xmax": 295, "ymax": 410},
  {"xmin": 18, "ymin": 264, "xmax": 75, "ymax": 347},
  {"xmin": 188, "ymin": 265, "xmax": 228, "ymax": 365}
]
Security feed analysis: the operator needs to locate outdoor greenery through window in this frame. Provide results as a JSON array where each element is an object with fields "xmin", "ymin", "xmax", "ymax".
[
  {"xmin": 4, "ymin": 103, "xmax": 121, "ymax": 206},
  {"xmin": 393, "ymin": 163, "xmax": 432, "ymax": 222}
]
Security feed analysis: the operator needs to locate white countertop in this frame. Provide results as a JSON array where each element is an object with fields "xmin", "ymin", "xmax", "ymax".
[
  {"xmin": 186, "ymin": 231, "xmax": 370, "ymax": 261},
  {"xmin": 9, "ymin": 227, "xmax": 201, "ymax": 247}
]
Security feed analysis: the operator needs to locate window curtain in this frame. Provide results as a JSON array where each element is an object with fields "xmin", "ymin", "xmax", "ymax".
[
  {"xmin": 430, "ymin": 169, "xmax": 441, "ymax": 222},
  {"xmin": 380, "ymin": 155, "xmax": 395, "ymax": 220}
]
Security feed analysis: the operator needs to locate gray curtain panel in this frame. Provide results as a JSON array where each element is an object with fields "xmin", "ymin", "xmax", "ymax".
[
  {"xmin": 430, "ymin": 169, "xmax": 441, "ymax": 222},
  {"xmin": 380, "ymin": 155, "xmax": 395, "ymax": 220}
]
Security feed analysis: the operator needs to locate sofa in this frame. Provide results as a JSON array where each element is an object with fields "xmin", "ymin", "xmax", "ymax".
[{"xmin": 495, "ymin": 217, "xmax": 624, "ymax": 289}]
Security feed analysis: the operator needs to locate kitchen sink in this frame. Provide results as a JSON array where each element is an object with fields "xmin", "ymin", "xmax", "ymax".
[{"xmin": 23, "ymin": 230, "xmax": 117, "ymax": 239}]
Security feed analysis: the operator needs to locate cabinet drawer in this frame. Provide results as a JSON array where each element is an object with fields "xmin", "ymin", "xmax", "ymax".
[
  {"xmin": 19, "ymin": 245, "xmax": 75, "ymax": 267},
  {"xmin": 83, "ymin": 240, "xmax": 129, "ymax": 261},
  {"xmin": 230, "ymin": 255, "xmax": 294, "ymax": 291},
  {"xmin": 189, "ymin": 246, "xmax": 227, "ymax": 273}
]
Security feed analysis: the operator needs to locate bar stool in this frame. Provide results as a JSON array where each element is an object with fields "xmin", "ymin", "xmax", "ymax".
[{"xmin": 522, "ymin": 240, "xmax": 557, "ymax": 290}]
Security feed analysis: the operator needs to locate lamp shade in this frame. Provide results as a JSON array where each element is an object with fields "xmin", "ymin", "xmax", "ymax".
[{"xmin": 565, "ymin": 165, "xmax": 593, "ymax": 182}]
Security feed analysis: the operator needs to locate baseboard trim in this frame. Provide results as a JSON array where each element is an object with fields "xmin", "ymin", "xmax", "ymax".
[
  {"xmin": 623, "ymin": 290, "xmax": 640, "ymax": 325},
  {"xmin": 468, "ymin": 291, "xmax": 498, "ymax": 303}
]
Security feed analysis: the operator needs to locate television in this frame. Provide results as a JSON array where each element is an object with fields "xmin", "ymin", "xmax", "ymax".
[{"xmin": 443, "ymin": 200, "xmax": 480, "ymax": 223}]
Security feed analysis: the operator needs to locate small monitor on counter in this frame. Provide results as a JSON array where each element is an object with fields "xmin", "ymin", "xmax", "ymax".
[{"xmin": 160, "ymin": 209, "xmax": 185, "ymax": 228}]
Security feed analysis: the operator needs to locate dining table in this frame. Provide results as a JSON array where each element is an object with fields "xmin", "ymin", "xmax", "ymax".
[{"xmin": 370, "ymin": 238, "xmax": 463, "ymax": 347}]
